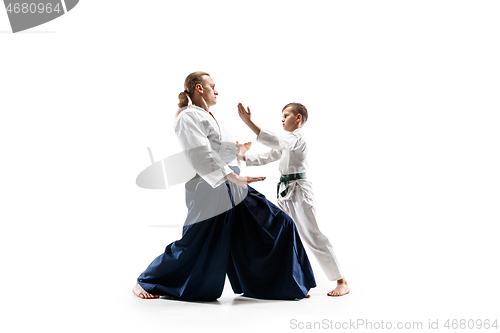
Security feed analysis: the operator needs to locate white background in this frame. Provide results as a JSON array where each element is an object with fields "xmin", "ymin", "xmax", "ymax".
[{"xmin": 1, "ymin": 1, "xmax": 499, "ymax": 332}]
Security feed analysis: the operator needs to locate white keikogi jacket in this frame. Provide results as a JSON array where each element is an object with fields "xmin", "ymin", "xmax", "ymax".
[
  {"xmin": 245, "ymin": 128, "xmax": 309, "ymax": 200},
  {"xmin": 173, "ymin": 105, "xmax": 248, "ymax": 225},
  {"xmin": 174, "ymin": 105, "xmax": 239, "ymax": 188}
]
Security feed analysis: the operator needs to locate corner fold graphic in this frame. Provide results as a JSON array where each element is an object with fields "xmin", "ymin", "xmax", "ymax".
[
  {"xmin": 3, "ymin": 0, "xmax": 79, "ymax": 33},
  {"xmin": 64, "ymin": 0, "xmax": 78, "ymax": 11}
]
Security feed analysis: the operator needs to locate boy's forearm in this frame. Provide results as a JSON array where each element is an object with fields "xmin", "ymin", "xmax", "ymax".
[
  {"xmin": 245, "ymin": 149, "xmax": 282, "ymax": 166},
  {"xmin": 244, "ymin": 119, "xmax": 261, "ymax": 136}
]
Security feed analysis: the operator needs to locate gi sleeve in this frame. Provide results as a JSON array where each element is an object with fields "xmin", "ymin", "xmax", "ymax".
[
  {"xmin": 245, "ymin": 149, "xmax": 282, "ymax": 166},
  {"xmin": 256, "ymin": 128, "xmax": 305, "ymax": 151},
  {"xmin": 174, "ymin": 112, "xmax": 233, "ymax": 188}
]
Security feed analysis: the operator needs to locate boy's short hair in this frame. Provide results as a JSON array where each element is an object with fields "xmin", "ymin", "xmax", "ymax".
[{"xmin": 282, "ymin": 102, "xmax": 308, "ymax": 124}]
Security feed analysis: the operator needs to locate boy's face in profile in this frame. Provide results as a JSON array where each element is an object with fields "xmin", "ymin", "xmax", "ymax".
[{"xmin": 282, "ymin": 107, "xmax": 302, "ymax": 132}]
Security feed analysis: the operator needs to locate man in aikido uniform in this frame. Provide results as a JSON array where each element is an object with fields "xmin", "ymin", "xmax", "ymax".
[
  {"xmin": 133, "ymin": 73, "xmax": 316, "ymax": 301},
  {"xmin": 237, "ymin": 102, "xmax": 350, "ymax": 297}
]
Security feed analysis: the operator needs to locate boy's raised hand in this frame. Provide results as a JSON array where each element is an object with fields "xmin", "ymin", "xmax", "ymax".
[
  {"xmin": 238, "ymin": 103, "xmax": 252, "ymax": 124},
  {"xmin": 238, "ymin": 103, "xmax": 261, "ymax": 136}
]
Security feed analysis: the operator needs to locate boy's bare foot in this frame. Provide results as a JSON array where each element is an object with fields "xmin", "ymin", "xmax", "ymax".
[
  {"xmin": 133, "ymin": 282, "xmax": 159, "ymax": 299},
  {"xmin": 327, "ymin": 278, "xmax": 350, "ymax": 297}
]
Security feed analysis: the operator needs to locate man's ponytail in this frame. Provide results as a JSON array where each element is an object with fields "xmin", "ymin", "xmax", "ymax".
[{"xmin": 178, "ymin": 91, "xmax": 190, "ymax": 108}]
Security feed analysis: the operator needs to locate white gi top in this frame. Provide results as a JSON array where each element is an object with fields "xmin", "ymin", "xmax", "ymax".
[
  {"xmin": 174, "ymin": 105, "xmax": 238, "ymax": 188},
  {"xmin": 245, "ymin": 128, "xmax": 308, "ymax": 176}
]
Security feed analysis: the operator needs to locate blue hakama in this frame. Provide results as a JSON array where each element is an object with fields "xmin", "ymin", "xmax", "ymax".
[{"xmin": 137, "ymin": 171, "xmax": 316, "ymax": 301}]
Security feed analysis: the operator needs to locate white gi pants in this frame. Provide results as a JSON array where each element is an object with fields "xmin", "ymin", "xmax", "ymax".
[{"xmin": 277, "ymin": 179, "xmax": 343, "ymax": 281}]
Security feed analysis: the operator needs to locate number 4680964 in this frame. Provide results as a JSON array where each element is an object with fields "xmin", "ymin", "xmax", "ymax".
[
  {"xmin": 6, "ymin": 3, "xmax": 62, "ymax": 14},
  {"xmin": 444, "ymin": 319, "xmax": 498, "ymax": 330}
]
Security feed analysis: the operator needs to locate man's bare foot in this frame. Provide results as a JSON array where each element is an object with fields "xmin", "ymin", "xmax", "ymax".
[
  {"xmin": 327, "ymin": 278, "xmax": 350, "ymax": 297},
  {"xmin": 133, "ymin": 282, "xmax": 159, "ymax": 299}
]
